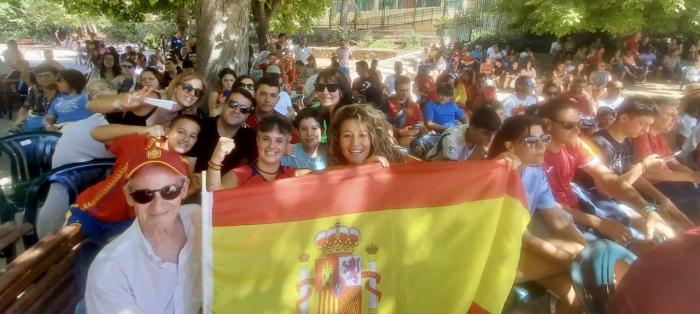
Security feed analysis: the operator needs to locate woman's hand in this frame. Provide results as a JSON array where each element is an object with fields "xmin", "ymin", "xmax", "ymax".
[
  {"xmin": 138, "ymin": 125, "xmax": 165, "ymax": 138},
  {"xmin": 119, "ymin": 86, "xmax": 154, "ymax": 111},
  {"xmin": 366, "ymin": 155, "xmax": 390, "ymax": 168}
]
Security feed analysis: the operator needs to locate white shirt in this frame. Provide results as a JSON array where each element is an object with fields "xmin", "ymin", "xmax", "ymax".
[
  {"xmin": 502, "ymin": 94, "xmax": 538, "ymax": 118},
  {"xmin": 52, "ymin": 113, "xmax": 114, "ymax": 168},
  {"xmin": 303, "ymin": 74, "xmax": 319, "ymax": 99},
  {"xmin": 86, "ymin": 204, "xmax": 202, "ymax": 314},
  {"xmin": 550, "ymin": 42, "xmax": 562, "ymax": 55},
  {"xmin": 274, "ymin": 90, "xmax": 293, "ymax": 116},
  {"xmin": 384, "ymin": 74, "xmax": 398, "ymax": 96},
  {"xmin": 598, "ymin": 96, "xmax": 625, "ymax": 110},
  {"xmin": 427, "ymin": 124, "xmax": 472, "ymax": 161},
  {"xmin": 336, "ymin": 47, "xmax": 352, "ymax": 67},
  {"xmin": 294, "ymin": 45, "xmax": 312, "ymax": 64}
]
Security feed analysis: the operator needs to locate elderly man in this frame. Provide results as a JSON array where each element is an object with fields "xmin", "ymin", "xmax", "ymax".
[{"xmin": 86, "ymin": 148, "xmax": 201, "ymax": 313}]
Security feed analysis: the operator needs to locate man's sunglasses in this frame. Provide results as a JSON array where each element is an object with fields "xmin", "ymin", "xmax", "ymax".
[
  {"xmin": 315, "ymin": 83, "xmax": 339, "ymax": 93},
  {"xmin": 227, "ymin": 101, "xmax": 252, "ymax": 114},
  {"xmin": 129, "ymin": 184, "xmax": 183, "ymax": 204},
  {"xmin": 552, "ymin": 119, "xmax": 583, "ymax": 130},
  {"xmin": 523, "ymin": 134, "xmax": 551, "ymax": 148},
  {"xmin": 180, "ymin": 83, "xmax": 203, "ymax": 97}
]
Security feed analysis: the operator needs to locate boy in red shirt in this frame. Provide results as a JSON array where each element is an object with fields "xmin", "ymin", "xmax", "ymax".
[{"xmin": 387, "ymin": 76, "xmax": 424, "ymax": 147}]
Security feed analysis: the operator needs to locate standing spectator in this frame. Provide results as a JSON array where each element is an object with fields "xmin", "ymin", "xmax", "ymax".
[
  {"xmin": 550, "ymin": 38, "xmax": 563, "ymax": 58},
  {"xmin": 89, "ymin": 52, "xmax": 121, "ymax": 83},
  {"xmin": 368, "ymin": 59, "xmax": 382, "ymax": 84},
  {"xmin": 208, "ymin": 68, "xmax": 237, "ymax": 117},
  {"xmin": 589, "ymin": 62, "xmax": 613, "ymax": 100},
  {"xmin": 563, "ymin": 37, "xmax": 576, "ymax": 59},
  {"xmin": 335, "ymin": 38, "xmax": 353, "ymax": 76},
  {"xmin": 39, "ymin": 49, "xmax": 65, "ymax": 70},
  {"xmin": 159, "ymin": 34, "xmax": 167, "ymax": 53},
  {"xmin": 170, "ymin": 31, "xmax": 185, "ymax": 57},
  {"xmin": 384, "ymin": 61, "xmax": 403, "ymax": 96},
  {"xmin": 625, "ymin": 32, "xmax": 642, "ymax": 54},
  {"xmin": 662, "ymin": 48, "xmax": 683, "ymax": 82},
  {"xmin": 2, "ymin": 40, "xmax": 24, "ymax": 69},
  {"xmin": 11, "ymin": 63, "xmax": 58, "ymax": 132},
  {"xmin": 486, "ymin": 43, "xmax": 502, "ymax": 60},
  {"xmin": 294, "ymin": 36, "xmax": 312, "ymax": 64}
]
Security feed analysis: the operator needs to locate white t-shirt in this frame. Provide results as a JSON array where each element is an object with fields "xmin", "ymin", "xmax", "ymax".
[
  {"xmin": 86, "ymin": 204, "xmax": 202, "ymax": 314},
  {"xmin": 427, "ymin": 124, "xmax": 472, "ymax": 161},
  {"xmin": 336, "ymin": 47, "xmax": 352, "ymax": 67},
  {"xmin": 502, "ymin": 94, "xmax": 538, "ymax": 118},
  {"xmin": 274, "ymin": 90, "xmax": 293, "ymax": 116},
  {"xmin": 294, "ymin": 46, "xmax": 312, "ymax": 64},
  {"xmin": 550, "ymin": 42, "xmax": 562, "ymax": 55},
  {"xmin": 598, "ymin": 96, "xmax": 626, "ymax": 110},
  {"xmin": 52, "ymin": 113, "xmax": 114, "ymax": 168},
  {"xmin": 384, "ymin": 74, "xmax": 398, "ymax": 96}
]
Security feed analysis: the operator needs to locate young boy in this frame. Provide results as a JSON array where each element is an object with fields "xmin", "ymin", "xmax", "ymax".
[{"xmin": 423, "ymin": 83, "xmax": 467, "ymax": 132}]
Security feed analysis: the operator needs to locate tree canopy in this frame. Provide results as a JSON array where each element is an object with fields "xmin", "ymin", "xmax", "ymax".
[{"xmin": 496, "ymin": 0, "xmax": 700, "ymax": 37}]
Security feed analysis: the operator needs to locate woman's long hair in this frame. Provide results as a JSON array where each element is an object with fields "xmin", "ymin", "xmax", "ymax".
[
  {"xmin": 100, "ymin": 52, "xmax": 122, "ymax": 78},
  {"xmin": 327, "ymin": 103, "xmax": 405, "ymax": 166},
  {"xmin": 487, "ymin": 115, "xmax": 545, "ymax": 159}
]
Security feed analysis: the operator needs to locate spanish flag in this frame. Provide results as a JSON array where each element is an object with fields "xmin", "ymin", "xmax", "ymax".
[{"xmin": 202, "ymin": 161, "xmax": 530, "ymax": 314}]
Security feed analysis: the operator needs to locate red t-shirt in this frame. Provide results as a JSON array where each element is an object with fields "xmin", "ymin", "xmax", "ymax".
[
  {"xmin": 610, "ymin": 227, "xmax": 700, "ymax": 314},
  {"xmin": 75, "ymin": 135, "xmax": 172, "ymax": 222},
  {"xmin": 625, "ymin": 37, "xmax": 640, "ymax": 53},
  {"xmin": 561, "ymin": 91, "xmax": 595, "ymax": 116},
  {"xmin": 232, "ymin": 163, "xmax": 295, "ymax": 186},
  {"xmin": 414, "ymin": 74, "xmax": 435, "ymax": 101},
  {"xmin": 543, "ymin": 139, "xmax": 599, "ymax": 209},
  {"xmin": 632, "ymin": 132, "xmax": 673, "ymax": 161},
  {"xmin": 387, "ymin": 97, "xmax": 423, "ymax": 129}
]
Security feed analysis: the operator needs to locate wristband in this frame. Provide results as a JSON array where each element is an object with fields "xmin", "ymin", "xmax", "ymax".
[
  {"xmin": 643, "ymin": 203, "xmax": 658, "ymax": 216},
  {"xmin": 640, "ymin": 160, "xmax": 648, "ymax": 173},
  {"xmin": 113, "ymin": 99, "xmax": 121, "ymax": 111},
  {"xmin": 208, "ymin": 160, "xmax": 223, "ymax": 171}
]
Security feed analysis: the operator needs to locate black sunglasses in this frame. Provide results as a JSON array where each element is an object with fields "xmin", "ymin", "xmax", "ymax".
[
  {"xmin": 180, "ymin": 83, "xmax": 203, "ymax": 97},
  {"xmin": 227, "ymin": 101, "xmax": 252, "ymax": 114},
  {"xmin": 315, "ymin": 83, "xmax": 339, "ymax": 93},
  {"xmin": 129, "ymin": 184, "xmax": 183, "ymax": 204},
  {"xmin": 523, "ymin": 134, "xmax": 551, "ymax": 148},
  {"xmin": 552, "ymin": 119, "xmax": 583, "ymax": 130}
]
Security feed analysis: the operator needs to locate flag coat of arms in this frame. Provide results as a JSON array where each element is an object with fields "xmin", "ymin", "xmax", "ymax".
[{"xmin": 202, "ymin": 160, "xmax": 530, "ymax": 313}]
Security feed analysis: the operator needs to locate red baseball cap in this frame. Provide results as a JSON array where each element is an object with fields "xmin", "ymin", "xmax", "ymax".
[{"xmin": 126, "ymin": 145, "xmax": 188, "ymax": 179}]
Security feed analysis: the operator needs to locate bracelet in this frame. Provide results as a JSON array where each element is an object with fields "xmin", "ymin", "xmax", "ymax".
[
  {"xmin": 640, "ymin": 160, "xmax": 648, "ymax": 173},
  {"xmin": 208, "ymin": 160, "xmax": 223, "ymax": 171},
  {"xmin": 112, "ymin": 99, "xmax": 121, "ymax": 111},
  {"xmin": 643, "ymin": 203, "xmax": 658, "ymax": 216}
]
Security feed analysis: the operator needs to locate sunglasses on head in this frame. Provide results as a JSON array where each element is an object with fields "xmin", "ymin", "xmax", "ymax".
[
  {"xmin": 129, "ymin": 184, "xmax": 183, "ymax": 204},
  {"xmin": 315, "ymin": 83, "xmax": 339, "ymax": 93},
  {"xmin": 227, "ymin": 101, "xmax": 252, "ymax": 114},
  {"xmin": 180, "ymin": 82, "xmax": 203, "ymax": 97},
  {"xmin": 523, "ymin": 134, "xmax": 551, "ymax": 148}
]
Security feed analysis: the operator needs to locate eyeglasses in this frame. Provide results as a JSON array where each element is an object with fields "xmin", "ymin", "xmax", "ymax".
[
  {"xmin": 523, "ymin": 134, "xmax": 551, "ymax": 148},
  {"xmin": 242, "ymin": 83, "xmax": 255, "ymax": 90},
  {"xmin": 315, "ymin": 83, "xmax": 339, "ymax": 93},
  {"xmin": 129, "ymin": 184, "xmax": 183, "ymax": 204},
  {"xmin": 121, "ymin": 64, "xmax": 134, "ymax": 69},
  {"xmin": 179, "ymin": 83, "xmax": 203, "ymax": 97},
  {"xmin": 552, "ymin": 119, "xmax": 583, "ymax": 130},
  {"xmin": 227, "ymin": 101, "xmax": 252, "ymax": 114}
]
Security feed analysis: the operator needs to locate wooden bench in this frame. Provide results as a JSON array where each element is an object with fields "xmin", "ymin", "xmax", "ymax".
[{"xmin": 0, "ymin": 225, "xmax": 83, "ymax": 313}]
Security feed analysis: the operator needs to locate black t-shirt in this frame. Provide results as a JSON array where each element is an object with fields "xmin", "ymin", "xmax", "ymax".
[
  {"xmin": 189, "ymin": 117, "xmax": 257, "ymax": 173},
  {"xmin": 105, "ymin": 107, "xmax": 157, "ymax": 126},
  {"xmin": 576, "ymin": 129, "xmax": 634, "ymax": 190}
]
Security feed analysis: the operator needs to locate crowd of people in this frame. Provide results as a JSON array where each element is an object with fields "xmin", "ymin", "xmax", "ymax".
[{"xmin": 1, "ymin": 30, "xmax": 700, "ymax": 313}]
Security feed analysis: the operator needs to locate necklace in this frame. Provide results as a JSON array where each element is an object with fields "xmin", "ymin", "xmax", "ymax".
[{"xmin": 255, "ymin": 161, "xmax": 281, "ymax": 175}]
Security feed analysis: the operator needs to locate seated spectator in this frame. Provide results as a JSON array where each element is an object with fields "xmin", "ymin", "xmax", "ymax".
[
  {"xmin": 479, "ymin": 57, "xmax": 495, "ymax": 77},
  {"xmin": 413, "ymin": 65, "xmax": 435, "ymax": 105},
  {"xmin": 208, "ymin": 115, "xmax": 296, "ymax": 191},
  {"xmin": 208, "ymin": 68, "xmax": 237, "ymax": 117},
  {"xmin": 112, "ymin": 59, "xmax": 138, "ymax": 93},
  {"xmin": 519, "ymin": 60, "xmax": 537, "ymax": 80},
  {"xmin": 588, "ymin": 47, "xmax": 605, "ymax": 68},
  {"xmin": 43, "ymin": 69, "xmax": 91, "ymax": 131},
  {"xmin": 662, "ymin": 48, "xmax": 682, "ymax": 82},
  {"xmin": 489, "ymin": 115, "xmax": 585, "ymax": 314},
  {"xmin": 246, "ymin": 76, "xmax": 286, "ymax": 129},
  {"xmin": 683, "ymin": 59, "xmax": 700, "ymax": 84},
  {"xmin": 589, "ymin": 62, "xmax": 612, "ymax": 100},
  {"xmin": 561, "ymin": 77, "xmax": 597, "ymax": 116},
  {"xmin": 11, "ymin": 63, "xmax": 59, "ymax": 132},
  {"xmin": 68, "ymin": 115, "xmax": 201, "ymax": 289},
  {"xmin": 467, "ymin": 73, "xmax": 497, "ymax": 110},
  {"xmin": 586, "ymin": 97, "xmax": 692, "ymax": 228},
  {"xmin": 189, "ymin": 88, "xmax": 257, "ymax": 175},
  {"xmin": 327, "ymin": 103, "xmax": 405, "ymax": 166},
  {"xmin": 423, "ymin": 83, "xmax": 467, "ymax": 132},
  {"xmin": 282, "ymin": 108, "xmax": 327, "ymax": 170},
  {"xmin": 387, "ymin": 76, "xmax": 424, "ymax": 147},
  {"xmin": 552, "ymin": 62, "xmax": 571, "ymax": 91},
  {"xmin": 369, "ymin": 59, "xmax": 382, "ymax": 83},
  {"xmin": 384, "ymin": 61, "xmax": 403, "ymax": 96},
  {"xmin": 502, "ymin": 76, "xmax": 538, "ymax": 118},
  {"xmin": 671, "ymin": 86, "xmax": 700, "ymax": 150},
  {"xmin": 163, "ymin": 56, "xmax": 182, "ymax": 86},
  {"xmin": 502, "ymin": 61, "xmax": 520, "ymax": 89},
  {"xmin": 610, "ymin": 227, "xmax": 700, "ymax": 314},
  {"xmin": 352, "ymin": 61, "xmax": 386, "ymax": 112},
  {"xmin": 634, "ymin": 96, "xmax": 700, "ymax": 224},
  {"xmin": 427, "ymin": 108, "xmax": 500, "ymax": 161},
  {"xmin": 596, "ymin": 106, "xmax": 616, "ymax": 130},
  {"xmin": 639, "ymin": 47, "xmax": 659, "ymax": 77},
  {"xmin": 538, "ymin": 98, "xmax": 675, "ymax": 244},
  {"xmin": 623, "ymin": 49, "xmax": 648, "ymax": 83},
  {"xmin": 86, "ymin": 148, "xmax": 201, "ymax": 313},
  {"xmin": 454, "ymin": 69, "xmax": 474, "ymax": 108},
  {"xmin": 470, "ymin": 45, "xmax": 485, "ymax": 63},
  {"xmin": 598, "ymin": 80, "xmax": 626, "ymax": 110}
]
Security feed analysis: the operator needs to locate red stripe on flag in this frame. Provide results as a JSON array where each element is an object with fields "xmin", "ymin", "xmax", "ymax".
[
  {"xmin": 212, "ymin": 160, "xmax": 527, "ymax": 226},
  {"xmin": 467, "ymin": 302, "xmax": 491, "ymax": 314}
]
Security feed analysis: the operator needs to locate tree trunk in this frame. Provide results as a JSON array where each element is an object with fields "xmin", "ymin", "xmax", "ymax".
[
  {"xmin": 176, "ymin": 5, "xmax": 190, "ymax": 34},
  {"xmin": 252, "ymin": 0, "xmax": 282, "ymax": 51},
  {"xmin": 339, "ymin": 0, "xmax": 351, "ymax": 29},
  {"xmin": 255, "ymin": 17, "xmax": 271, "ymax": 49},
  {"xmin": 197, "ymin": 0, "xmax": 251, "ymax": 109}
]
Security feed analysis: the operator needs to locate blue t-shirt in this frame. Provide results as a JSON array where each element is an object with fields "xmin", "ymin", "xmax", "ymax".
[
  {"xmin": 423, "ymin": 101, "xmax": 465, "ymax": 128},
  {"xmin": 281, "ymin": 143, "xmax": 327, "ymax": 171},
  {"xmin": 521, "ymin": 166, "xmax": 558, "ymax": 216},
  {"xmin": 48, "ymin": 93, "xmax": 92, "ymax": 124}
]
